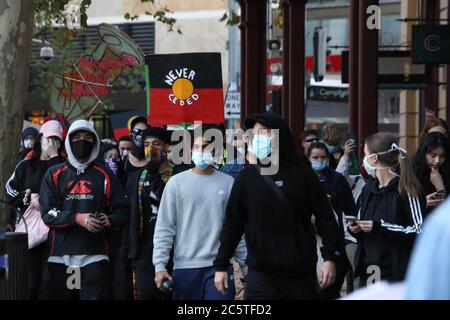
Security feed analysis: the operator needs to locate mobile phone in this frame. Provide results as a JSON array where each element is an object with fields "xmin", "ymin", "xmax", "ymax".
[{"xmin": 345, "ymin": 215, "xmax": 358, "ymax": 222}]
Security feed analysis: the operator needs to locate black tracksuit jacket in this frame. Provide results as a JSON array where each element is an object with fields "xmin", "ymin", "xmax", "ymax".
[{"xmin": 39, "ymin": 161, "xmax": 129, "ymax": 257}]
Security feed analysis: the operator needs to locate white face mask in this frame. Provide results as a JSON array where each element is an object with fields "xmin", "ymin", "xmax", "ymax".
[
  {"xmin": 363, "ymin": 155, "xmax": 377, "ymax": 178},
  {"xmin": 23, "ymin": 138, "xmax": 34, "ymax": 149}
]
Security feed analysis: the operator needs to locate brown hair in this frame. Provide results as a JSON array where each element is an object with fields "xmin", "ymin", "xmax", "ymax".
[
  {"xmin": 366, "ymin": 132, "xmax": 422, "ymax": 197},
  {"xmin": 322, "ymin": 122, "xmax": 341, "ymax": 146},
  {"xmin": 301, "ymin": 129, "xmax": 319, "ymax": 142},
  {"xmin": 306, "ymin": 141, "xmax": 329, "ymax": 158},
  {"xmin": 420, "ymin": 117, "xmax": 449, "ymax": 141}
]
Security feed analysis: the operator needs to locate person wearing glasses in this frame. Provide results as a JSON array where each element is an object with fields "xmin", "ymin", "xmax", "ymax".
[{"xmin": 301, "ymin": 130, "xmax": 320, "ymax": 155}]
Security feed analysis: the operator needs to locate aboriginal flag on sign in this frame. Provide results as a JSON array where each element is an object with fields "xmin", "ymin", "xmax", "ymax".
[{"xmin": 146, "ymin": 53, "xmax": 224, "ymax": 126}]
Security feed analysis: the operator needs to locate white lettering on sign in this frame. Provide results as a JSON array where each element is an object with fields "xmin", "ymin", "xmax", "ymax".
[
  {"xmin": 165, "ymin": 68, "xmax": 198, "ymax": 107},
  {"xmin": 164, "ymin": 68, "xmax": 196, "ymax": 86},
  {"xmin": 224, "ymin": 91, "xmax": 241, "ymax": 119}
]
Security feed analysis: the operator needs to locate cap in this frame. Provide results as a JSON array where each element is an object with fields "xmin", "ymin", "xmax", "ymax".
[{"xmin": 39, "ymin": 120, "xmax": 63, "ymax": 140}]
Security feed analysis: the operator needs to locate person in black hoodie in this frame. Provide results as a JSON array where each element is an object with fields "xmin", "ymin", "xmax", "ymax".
[
  {"xmin": 39, "ymin": 120, "xmax": 129, "ymax": 300},
  {"xmin": 97, "ymin": 142, "xmax": 133, "ymax": 299},
  {"xmin": 18, "ymin": 126, "xmax": 39, "ymax": 160},
  {"xmin": 349, "ymin": 132, "xmax": 424, "ymax": 286},
  {"xmin": 413, "ymin": 132, "xmax": 450, "ymax": 215},
  {"xmin": 307, "ymin": 142, "xmax": 357, "ymax": 299},
  {"xmin": 214, "ymin": 112, "xmax": 340, "ymax": 300},
  {"xmin": 123, "ymin": 126, "xmax": 181, "ymax": 299},
  {"xmin": 6, "ymin": 120, "xmax": 64, "ymax": 299}
]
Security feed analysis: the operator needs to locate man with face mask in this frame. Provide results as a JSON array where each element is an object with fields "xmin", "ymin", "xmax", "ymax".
[
  {"xmin": 123, "ymin": 117, "xmax": 148, "ymax": 177},
  {"xmin": 214, "ymin": 112, "xmax": 340, "ymax": 300},
  {"xmin": 39, "ymin": 120, "xmax": 129, "ymax": 300},
  {"xmin": 153, "ymin": 126, "xmax": 247, "ymax": 300},
  {"xmin": 122, "ymin": 127, "xmax": 178, "ymax": 300},
  {"xmin": 118, "ymin": 136, "xmax": 133, "ymax": 160}
]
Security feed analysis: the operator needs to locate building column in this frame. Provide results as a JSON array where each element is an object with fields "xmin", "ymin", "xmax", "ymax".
[
  {"xmin": 358, "ymin": 0, "xmax": 379, "ymax": 154},
  {"xmin": 399, "ymin": 0, "xmax": 420, "ymax": 152},
  {"xmin": 238, "ymin": 0, "xmax": 267, "ymax": 120},
  {"xmin": 282, "ymin": 0, "xmax": 307, "ymax": 151},
  {"xmin": 349, "ymin": 0, "xmax": 359, "ymax": 139}
]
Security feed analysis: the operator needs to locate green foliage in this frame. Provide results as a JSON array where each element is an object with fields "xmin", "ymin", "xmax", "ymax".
[
  {"xmin": 124, "ymin": 0, "xmax": 181, "ymax": 34},
  {"xmin": 219, "ymin": 11, "xmax": 240, "ymax": 26}
]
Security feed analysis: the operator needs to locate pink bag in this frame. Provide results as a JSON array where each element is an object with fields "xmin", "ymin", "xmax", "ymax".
[{"xmin": 15, "ymin": 194, "xmax": 49, "ymax": 249}]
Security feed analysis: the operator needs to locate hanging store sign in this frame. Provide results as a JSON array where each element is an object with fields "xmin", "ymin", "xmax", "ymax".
[{"xmin": 412, "ymin": 25, "xmax": 450, "ymax": 64}]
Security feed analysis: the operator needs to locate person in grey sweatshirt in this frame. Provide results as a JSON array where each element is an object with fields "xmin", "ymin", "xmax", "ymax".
[{"xmin": 153, "ymin": 127, "xmax": 247, "ymax": 300}]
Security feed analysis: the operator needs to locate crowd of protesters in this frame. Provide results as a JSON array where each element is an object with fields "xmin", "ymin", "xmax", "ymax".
[{"xmin": 4, "ymin": 112, "xmax": 450, "ymax": 300}]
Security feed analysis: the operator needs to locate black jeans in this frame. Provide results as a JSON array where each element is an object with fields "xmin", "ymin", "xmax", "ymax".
[
  {"xmin": 109, "ymin": 255, "xmax": 133, "ymax": 300},
  {"xmin": 244, "ymin": 270, "xmax": 319, "ymax": 300},
  {"xmin": 48, "ymin": 261, "xmax": 110, "ymax": 300},
  {"xmin": 133, "ymin": 259, "xmax": 165, "ymax": 300},
  {"xmin": 320, "ymin": 256, "xmax": 350, "ymax": 300},
  {"xmin": 29, "ymin": 243, "xmax": 50, "ymax": 300}
]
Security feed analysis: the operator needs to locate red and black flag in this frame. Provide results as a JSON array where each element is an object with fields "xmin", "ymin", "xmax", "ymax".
[{"xmin": 145, "ymin": 53, "xmax": 224, "ymax": 126}]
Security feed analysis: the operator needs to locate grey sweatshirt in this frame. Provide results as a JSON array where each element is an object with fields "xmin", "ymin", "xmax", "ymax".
[{"xmin": 153, "ymin": 169, "xmax": 247, "ymax": 274}]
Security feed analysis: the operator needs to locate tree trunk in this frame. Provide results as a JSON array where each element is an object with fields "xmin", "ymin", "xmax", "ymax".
[{"xmin": 0, "ymin": 0, "xmax": 34, "ymax": 226}]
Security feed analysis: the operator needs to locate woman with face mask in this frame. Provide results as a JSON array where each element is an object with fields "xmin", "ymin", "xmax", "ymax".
[
  {"xmin": 5, "ymin": 120, "xmax": 64, "ymax": 300},
  {"xmin": 95, "ymin": 142, "xmax": 132, "ymax": 300},
  {"xmin": 98, "ymin": 143, "xmax": 126, "ymax": 186},
  {"xmin": 348, "ymin": 132, "xmax": 425, "ymax": 287},
  {"xmin": 412, "ymin": 132, "xmax": 450, "ymax": 215},
  {"xmin": 307, "ymin": 142, "xmax": 357, "ymax": 299},
  {"xmin": 19, "ymin": 127, "xmax": 39, "ymax": 160}
]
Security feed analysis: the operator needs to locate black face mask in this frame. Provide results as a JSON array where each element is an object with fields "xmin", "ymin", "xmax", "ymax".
[
  {"xmin": 131, "ymin": 134, "xmax": 145, "ymax": 160},
  {"xmin": 71, "ymin": 139, "xmax": 95, "ymax": 160}
]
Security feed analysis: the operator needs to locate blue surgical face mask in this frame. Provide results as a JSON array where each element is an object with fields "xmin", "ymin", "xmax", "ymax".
[
  {"xmin": 192, "ymin": 151, "xmax": 213, "ymax": 170},
  {"xmin": 252, "ymin": 134, "xmax": 272, "ymax": 160},
  {"xmin": 311, "ymin": 159, "xmax": 329, "ymax": 172},
  {"xmin": 326, "ymin": 144, "xmax": 340, "ymax": 154}
]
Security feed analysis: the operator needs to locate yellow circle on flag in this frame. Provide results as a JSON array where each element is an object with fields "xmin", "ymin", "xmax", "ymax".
[{"xmin": 172, "ymin": 78, "xmax": 194, "ymax": 100}]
